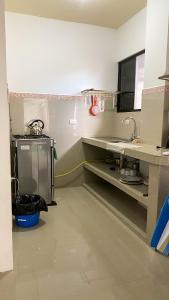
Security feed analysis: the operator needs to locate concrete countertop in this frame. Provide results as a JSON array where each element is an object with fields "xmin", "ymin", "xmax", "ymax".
[{"xmin": 82, "ymin": 137, "xmax": 169, "ymax": 166}]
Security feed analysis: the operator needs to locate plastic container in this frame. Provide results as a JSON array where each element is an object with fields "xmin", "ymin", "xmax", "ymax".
[
  {"xmin": 151, "ymin": 196, "xmax": 169, "ymax": 248},
  {"xmin": 12, "ymin": 194, "xmax": 48, "ymax": 216},
  {"xmin": 15, "ymin": 212, "xmax": 40, "ymax": 228}
]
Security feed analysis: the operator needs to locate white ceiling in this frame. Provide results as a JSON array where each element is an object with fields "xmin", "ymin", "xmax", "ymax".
[{"xmin": 5, "ymin": 0, "xmax": 147, "ymax": 29}]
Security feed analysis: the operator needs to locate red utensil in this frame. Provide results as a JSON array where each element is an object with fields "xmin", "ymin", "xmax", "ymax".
[{"xmin": 89, "ymin": 95, "xmax": 100, "ymax": 116}]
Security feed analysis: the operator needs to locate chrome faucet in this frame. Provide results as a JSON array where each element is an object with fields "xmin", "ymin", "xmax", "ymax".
[{"xmin": 122, "ymin": 117, "xmax": 137, "ymax": 141}]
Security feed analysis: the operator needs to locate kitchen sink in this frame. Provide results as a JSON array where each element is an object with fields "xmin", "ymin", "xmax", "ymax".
[
  {"xmin": 88, "ymin": 137, "xmax": 141, "ymax": 154},
  {"xmin": 110, "ymin": 138, "xmax": 129, "ymax": 143},
  {"xmin": 97, "ymin": 137, "xmax": 130, "ymax": 143},
  {"xmin": 92, "ymin": 137, "xmax": 131, "ymax": 143}
]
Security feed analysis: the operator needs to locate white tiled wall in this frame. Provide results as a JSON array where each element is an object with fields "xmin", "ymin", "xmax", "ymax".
[{"xmin": 10, "ymin": 96, "xmax": 114, "ymax": 187}]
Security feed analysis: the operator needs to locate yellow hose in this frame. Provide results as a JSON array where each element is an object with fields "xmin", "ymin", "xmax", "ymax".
[{"xmin": 55, "ymin": 160, "xmax": 101, "ymax": 178}]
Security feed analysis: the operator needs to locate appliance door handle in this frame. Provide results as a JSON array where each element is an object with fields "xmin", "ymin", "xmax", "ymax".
[
  {"xmin": 51, "ymin": 146, "xmax": 55, "ymax": 202},
  {"xmin": 51, "ymin": 146, "xmax": 54, "ymax": 187}
]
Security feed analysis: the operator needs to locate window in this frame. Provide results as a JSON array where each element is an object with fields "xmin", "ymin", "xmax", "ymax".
[{"xmin": 117, "ymin": 50, "xmax": 145, "ymax": 112}]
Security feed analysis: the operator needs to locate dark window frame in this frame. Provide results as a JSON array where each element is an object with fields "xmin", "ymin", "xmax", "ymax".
[{"xmin": 117, "ymin": 50, "xmax": 145, "ymax": 113}]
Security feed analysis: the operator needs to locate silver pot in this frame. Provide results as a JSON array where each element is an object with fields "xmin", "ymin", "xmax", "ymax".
[{"xmin": 120, "ymin": 168, "xmax": 137, "ymax": 177}]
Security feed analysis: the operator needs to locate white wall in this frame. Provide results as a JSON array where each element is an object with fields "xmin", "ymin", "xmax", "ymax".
[
  {"xmin": 10, "ymin": 95, "xmax": 114, "ymax": 187},
  {"xmin": 6, "ymin": 8, "xmax": 148, "ymax": 144},
  {"xmin": 111, "ymin": 8, "xmax": 147, "ymax": 140},
  {"xmin": 5, "ymin": 10, "xmax": 147, "ymax": 95},
  {"xmin": 144, "ymin": 0, "xmax": 169, "ymax": 88},
  {"xmin": 140, "ymin": 0, "xmax": 169, "ymax": 146},
  {"xmin": 116, "ymin": 8, "xmax": 147, "ymax": 62},
  {"xmin": 0, "ymin": 1, "xmax": 13, "ymax": 272},
  {"xmin": 5, "ymin": 12, "xmax": 117, "ymax": 95}
]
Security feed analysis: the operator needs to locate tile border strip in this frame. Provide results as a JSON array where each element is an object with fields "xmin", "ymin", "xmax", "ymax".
[
  {"xmin": 9, "ymin": 86, "xmax": 169, "ymax": 100},
  {"xmin": 9, "ymin": 92, "xmax": 113, "ymax": 100},
  {"xmin": 9, "ymin": 92, "xmax": 83, "ymax": 101},
  {"xmin": 143, "ymin": 85, "xmax": 169, "ymax": 95}
]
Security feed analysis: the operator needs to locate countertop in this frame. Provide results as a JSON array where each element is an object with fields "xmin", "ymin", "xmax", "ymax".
[{"xmin": 82, "ymin": 137, "xmax": 169, "ymax": 166}]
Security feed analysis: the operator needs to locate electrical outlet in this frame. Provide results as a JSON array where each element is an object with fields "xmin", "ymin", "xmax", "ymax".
[
  {"xmin": 69, "ymin": 119, "xmax": 77, "ymax": 125},
  {"xmin": 124, "ymin": 119, "xmax": 130, "ymax": 125}
]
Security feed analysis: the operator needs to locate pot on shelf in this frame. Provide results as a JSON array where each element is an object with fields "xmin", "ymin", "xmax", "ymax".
[{"xmin": 120, "ymin": 168, "xmax": 137, "ymax": 177}]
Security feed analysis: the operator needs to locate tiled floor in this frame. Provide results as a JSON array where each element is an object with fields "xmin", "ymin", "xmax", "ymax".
[{"xmin": 1, "ymin": 187, "xmax": 169, "ymax": 300}]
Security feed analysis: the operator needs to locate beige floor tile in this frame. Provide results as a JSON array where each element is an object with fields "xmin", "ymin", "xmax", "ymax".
[
  {"xmin": 37, "ymin": 269, "xmax": 89, "ymax": 299},
  {"xmin": 8, "ymin": 187, "xmax": 169, "ymax": 300},
  {"xmin": 15, "ymin": 272, "xmax": 39, "ymax": 300},
  {"xmin": 111, "ymin": 276, "xmax": 169, "ymax": 300},
  {"xmin": 0, "ymin": 271, "xmax": 17, "ymax": 300},
  {"xmin": 60, "ymin": 289, "xmax": 116, "ymax": 300},
  {"xmin": 60, "ymin": 277, "xmax": 117, "ymax": 300}
]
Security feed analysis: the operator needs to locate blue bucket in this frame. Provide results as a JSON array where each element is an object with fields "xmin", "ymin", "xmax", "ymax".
[{"xmin": 15, "ymin": 212, "xmax": 40, "ymax": 228}]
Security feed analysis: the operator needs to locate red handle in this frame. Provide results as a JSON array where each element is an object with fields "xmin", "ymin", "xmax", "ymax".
[
  {"xmin": 93, "ymin": 96, "xmax": 97, "ymax": 106},
  {"xmin": 89, "ymin": 95, "xmax": 100, "ymax": 116}
]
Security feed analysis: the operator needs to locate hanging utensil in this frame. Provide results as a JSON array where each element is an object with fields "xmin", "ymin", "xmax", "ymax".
[{"xmin": 89, "ymin": 95, "xmax": 100, "ymax": 116}]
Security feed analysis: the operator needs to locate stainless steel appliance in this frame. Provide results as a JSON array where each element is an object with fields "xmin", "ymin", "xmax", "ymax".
[{"xmin": 11, "ymin": 134, "xmax": 55, "ymax": 205}]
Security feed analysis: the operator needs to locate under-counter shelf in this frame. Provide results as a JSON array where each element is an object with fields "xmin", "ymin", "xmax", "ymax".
[
  {"xmin": 83, "ymin": 139, "xmax": 169, "ymax": 243},
  {"xmin": 84, "ymin": 162, "xmax": 148, "ymax": 207},
  {"xmin": 83, "ymin": 181, "xmax": 147, "ymax": 240}
]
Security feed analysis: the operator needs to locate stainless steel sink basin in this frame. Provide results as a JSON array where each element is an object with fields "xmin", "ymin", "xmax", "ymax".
[
  {"xmin": 110, "ymin": 138, "xmax": 126, "ymax": 143},
  {"xmin": 92, "ymin": 137, "xmax": 131, "ymax": 143},
  {"xmin": 109, "ymin": 137, "xmax": 130, "ymax": 143},
  {"xmin": 89, "ymin": 137, "xmax": 140, "ymax": 154}
]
